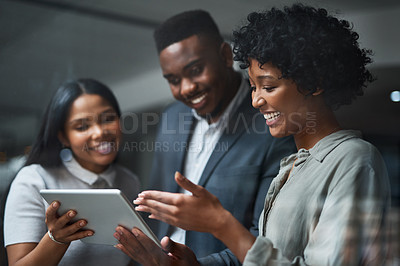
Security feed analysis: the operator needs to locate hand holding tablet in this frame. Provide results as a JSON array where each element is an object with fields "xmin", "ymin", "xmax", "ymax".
[{"xmin": 40, "ymin": 189, "xmax": 161, "ymax": 247}]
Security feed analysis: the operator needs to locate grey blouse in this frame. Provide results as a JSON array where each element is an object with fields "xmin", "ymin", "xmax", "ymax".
[
  {"xmin": 4, "ymin": 158, "xmax": 140, "ymax": 266},
  {"xmin": 243, "ymin": 130, "xmax": 390, "ymax": 265}
]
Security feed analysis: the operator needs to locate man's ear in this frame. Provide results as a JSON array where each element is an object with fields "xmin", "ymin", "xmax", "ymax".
[
  {"xmin": 57, "ymin": 131, "xmax": 69, "ymax": 147},
  {"xmin": 312, "ymin": 88, "xmax": 324, "ymax": 96},
  {"xmin": 219, "ymin": 42, "xmax": 234, "ymax": 68}
]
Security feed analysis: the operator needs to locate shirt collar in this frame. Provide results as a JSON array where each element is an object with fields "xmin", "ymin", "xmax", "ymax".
[
  {"xmin": 308, "ymin": 129, "xmax": 361, "ymax": 162},
  {"xmin": 62, "ymin": 157, "xmax": 116, "ymax": 187},
  {"xmin": 279, "ymin": 130, "xmax": 361, "ymax": 168},
  {"xmin": 191, "ymin": 76, "xmax": 248, "ymax": 127}
]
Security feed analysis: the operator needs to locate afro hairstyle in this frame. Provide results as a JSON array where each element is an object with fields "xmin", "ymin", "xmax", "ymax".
[{"xmin": 233, "ymin": 4, "xmax": 375, "ymax": 110}]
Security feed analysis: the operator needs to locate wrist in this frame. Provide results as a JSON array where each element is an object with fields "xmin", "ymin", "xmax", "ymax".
[
  {"xmin": 210, "ymin": 210, "xmax": 256, "ymax": 263},
  {"xmin": 212, "ymin": 209, "xmax": 234, "ymax": 240},
  {"xmin": 47, "ymin": 230, "xmax": 70, "ymax": 245}
]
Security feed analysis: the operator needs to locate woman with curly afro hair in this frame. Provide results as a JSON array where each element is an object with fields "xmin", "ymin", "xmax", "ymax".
[{"xmin": 116, "ymin": 4, "xmax": 390, "ymax": 265}]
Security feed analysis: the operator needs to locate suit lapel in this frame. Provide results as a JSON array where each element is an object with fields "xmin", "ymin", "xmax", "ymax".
[
  {"xmin": 197, "ymin": 93, "xmax": 254, "ymax": 187},
  {"xmin": 166, "ymin": 109, "xmax": 195, "ymax": 193},
  {"xmin": 160, "ymin": 108, "xmax": 195, "ymax": 238}
]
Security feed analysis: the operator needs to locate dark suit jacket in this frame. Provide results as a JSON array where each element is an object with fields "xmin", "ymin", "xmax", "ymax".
[{"xmin": 147, "ymin": 90, "xmax": 296, "ymax": 265}]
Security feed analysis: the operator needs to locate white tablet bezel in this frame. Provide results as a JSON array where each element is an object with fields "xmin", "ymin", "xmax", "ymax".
[{"xmin": 40, "ymin": 189, "xmax": 161, "ymax": 247}]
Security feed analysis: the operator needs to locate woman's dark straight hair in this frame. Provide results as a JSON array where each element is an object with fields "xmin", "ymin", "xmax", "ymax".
[{"xmin": 25, "ymin": 78, "xmax": 121, "ymax": 168}]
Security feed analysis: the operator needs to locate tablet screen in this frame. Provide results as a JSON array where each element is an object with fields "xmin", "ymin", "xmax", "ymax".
[{"xmin": 40, "ymin": 189, "xmax": 161, "ymax": 247}]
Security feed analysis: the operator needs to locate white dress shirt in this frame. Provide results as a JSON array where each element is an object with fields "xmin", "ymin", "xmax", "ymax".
[{"xmin": 170, "ymin": 77, "xmax": 249, "ymax": 244}]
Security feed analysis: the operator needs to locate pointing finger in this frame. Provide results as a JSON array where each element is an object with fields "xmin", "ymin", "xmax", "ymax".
[{"xmin": 174, "ymin": 171, "xmax": 205, "ymax": 197}]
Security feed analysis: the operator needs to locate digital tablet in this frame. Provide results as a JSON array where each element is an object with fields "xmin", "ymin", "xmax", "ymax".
[{"xmin": 40, "ymin": 189, "xmax": 161, "ymax": 247}]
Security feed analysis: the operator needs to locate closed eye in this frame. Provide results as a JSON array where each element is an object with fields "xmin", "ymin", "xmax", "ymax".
[
  {"xmin": 101, "ymin": 113, "xmax": 118, "ymax": 123},
  {"xmin": 189, "ymin": 65, "xmax": 203, "ymax": 77},
  {"xmin": 164, "ymin": 74, "xmax": 180, "ymax": 86},
  {"xmin": 75, "ymin": 124, "xmax": 89, "ymax": 131},
  {"xmin": 168, "ymin": 77, "xmax": 180, "ymax": 86},
  {"xmin": 263, "ymin": 87, "xmax": 276, "ymax": 92}
]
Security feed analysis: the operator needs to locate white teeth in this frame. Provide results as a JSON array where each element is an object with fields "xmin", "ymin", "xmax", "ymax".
[
  {"xmin": 263, "ymin": 112, "xmax": 281, "ymax": 122},
  {"xmin": 96, "ymin": 142, "xmax": 113, "ymax": 155},
  {"xmin": 191, "ymin": 93, "xmax": 207, "ymax": 104}
]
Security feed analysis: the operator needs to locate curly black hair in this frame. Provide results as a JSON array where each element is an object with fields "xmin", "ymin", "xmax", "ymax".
[{"xmin": 233, "ymin": 3, "xmax": 375, "ymax": 110}]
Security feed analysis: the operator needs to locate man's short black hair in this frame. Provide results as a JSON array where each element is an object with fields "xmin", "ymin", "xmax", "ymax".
[{"xmin": 154, "ymin": 10, "xmax": 223, "ymax": 54}]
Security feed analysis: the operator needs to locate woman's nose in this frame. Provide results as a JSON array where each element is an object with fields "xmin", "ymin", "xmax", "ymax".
[
  {"xmin": 91, "ymin": 124, "xmax": 104, "ymax": 139},
  {"xmin": 252, "ymin": 90, "xmax": 266, "ymax": 108}
]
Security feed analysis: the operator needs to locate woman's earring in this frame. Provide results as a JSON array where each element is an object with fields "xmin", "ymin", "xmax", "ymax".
[{"xmin": 60, "ymin": 148, "xmax": 73, "ymax": 162}]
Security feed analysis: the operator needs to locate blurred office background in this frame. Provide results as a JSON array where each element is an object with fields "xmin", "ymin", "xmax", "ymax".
[{"xmin": 0, "ymin": 0, "xmax": 399, "ymax": 264}]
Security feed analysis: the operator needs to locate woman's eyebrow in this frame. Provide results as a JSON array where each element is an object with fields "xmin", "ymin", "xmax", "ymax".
[
  {"xmin": 257, "ymin": 74, "xmax": 276, "ymax": 81},
  {"xmin": 68, "ymin": 108, "xmax": 116, "ymax": 124},
  {"xmin": 100, "ymin": 108, "xmax": 116, "ymax": 114},
  {"xmin": 68, "ymin": 117, "xmax": 88, "ymax": 124}
]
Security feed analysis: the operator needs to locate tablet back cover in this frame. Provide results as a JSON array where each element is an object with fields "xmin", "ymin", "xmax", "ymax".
[{"xmin": 40, "ymin": 189, "xmax": 160, "ymax": 247}]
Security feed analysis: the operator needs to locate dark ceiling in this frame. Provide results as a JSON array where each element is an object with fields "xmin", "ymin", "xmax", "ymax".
[{"xmin": 0, "ymin": 0, "xmax": 399, "ymax": 156}]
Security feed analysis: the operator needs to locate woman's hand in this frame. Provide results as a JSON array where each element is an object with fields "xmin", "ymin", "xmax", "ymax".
[
  {"xmin": 45, "ymin": 201, "xmax": 94, "ymax": 244},
  {"xmin": 7, "ymin": 201, "xmax": 96, "ymax": 265},
  {"xmin": 134, "ymin": 172, "xmax": 231, "ymax": 235},
  {"xmin": 114, "ymin": 226, "xmax": 199, "ymax": 266},
  {"xmin": 133, "ymin": 172, "xmax": 257, "ymax": 262}
]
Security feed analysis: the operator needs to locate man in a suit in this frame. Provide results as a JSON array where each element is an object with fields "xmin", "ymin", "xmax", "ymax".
[
  {"xmin": 147, "ymin": 10, "xmax": 295, "ymax": 264},
  {"xmin": 118, "ymin": 10, "xmax": 295, "ymax": 265}
]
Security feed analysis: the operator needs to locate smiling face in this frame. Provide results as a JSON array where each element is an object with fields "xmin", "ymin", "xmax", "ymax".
[
  {"xmin": 249, "ymin": 59, "xmax": 314, "ymax": 138},
  {"xmin": 159, "ymin": 35, "xmax": 236, "ymax": 122},
  {"xmin": 58, "ymin": 94, "xmax": 121, "ymax": 173}
]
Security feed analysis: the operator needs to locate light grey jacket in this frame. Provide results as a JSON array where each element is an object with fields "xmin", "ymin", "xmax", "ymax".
[{"xmin": 244, "ymin": 130, "xmax": 390, "ymax": 266}]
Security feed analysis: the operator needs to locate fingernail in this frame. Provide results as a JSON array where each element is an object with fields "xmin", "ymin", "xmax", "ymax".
[
  {"xmin": 133, "ymin": 199, "xmax": 140, "ymax": 204},
  {"xmin": 113, "ymin": 232, "xmax": 120, "ymax": 240},
  {"xmin": 138, "ymin": 193, "xmax": 145, "ymax": 198},
  {"xmin": 68, "ymin": 211, "xmax": 76, "ymax": 217},
  {"xmin": 132, "ymin": 229, "xmax": 139, "ymax": 237},
  {"xmin": 87, "ymin": 231, "xmax": 94, "ymax": 236},
  {"xmin": 79, "ymin": 221, "xmax": 86, "ymax": 227},
  {"xmin": 118, "ymin": 230, "xmax": 123, "ymax": 236},
  {"xmin": 175, "ymin": 172, "xmax": 184, "ymax": 181},
  {"xmin": 52, "ymin": 201, "xmax": 58, "ymax": 208}
]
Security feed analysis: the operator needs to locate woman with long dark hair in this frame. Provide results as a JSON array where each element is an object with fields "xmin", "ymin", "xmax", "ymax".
[{"xmin": 4, "ymin": 78, "xmax": 140, "ymax": 265}]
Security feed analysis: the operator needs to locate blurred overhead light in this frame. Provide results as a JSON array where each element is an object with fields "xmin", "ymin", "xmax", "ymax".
[{"xmin": 390, "ymin": 90, "xmax": 400, "ymax": 102}]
